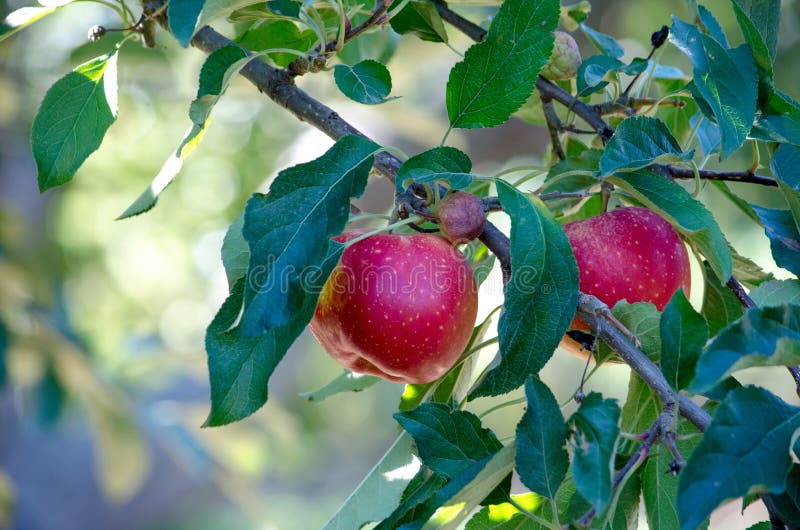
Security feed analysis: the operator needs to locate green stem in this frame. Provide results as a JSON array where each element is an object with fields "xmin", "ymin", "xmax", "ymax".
[
  {"xmin": 478, "ymin": 396, "xmax": 525, "ymax": 419},
  {"xmin": 343, "ymin": 216, "xmax": 423, "ymax": 247}
]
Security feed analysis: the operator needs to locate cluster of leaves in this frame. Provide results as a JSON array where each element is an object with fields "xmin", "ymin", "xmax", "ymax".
[{"xmin": 4, "ymin": 0, "xmax": 800, "ymax": 527}]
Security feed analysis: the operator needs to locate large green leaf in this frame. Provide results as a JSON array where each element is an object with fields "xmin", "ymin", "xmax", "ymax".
[
  {"xmin": 750, "ymin": 280, "xmax": 800, "ymax": 307},
  {"xmin": 678, "ymin": 386, "xmax": 800, "ymax": 530},
  {"xmin": 689, "ymin": 305, "xmax": 800, "ymax": 393},
  {"xmin": 729, "ymin": 0, "xmax": 780, "ymax": 76},
  {"xmin": 204, "ymin": 251, "xmax": 338, "ymax": 425},
  {"xmin": 599, "ymin": 116, "xmax": 692, "ymax": 177},
  {"xmin": 236, "ymin": 20, "xmax": 317, "ymax": 67},
  {"xmin": 660, "ymin": 289, "xmax": 708, "ymax": 391},
  {"xmin": 168, "ymin": 0, "xmax": 206, "ymax": 47},
  {"xmin": 323, "ymin": 434, "xmax": 420, "ymax": 530},
  {"xmin": 580, "ymin": 23, "xmax": 624, "ymax": 58},
  {"xmin": 751, "ymin": 206, "xmax": 800, "ymax": 276},
  {"xmin": 32, "ymin": 51, "xmax": 119, "ymax": 191},
  {"xmin": 334, "ymin": 60, "xmax": 395, "ymax": 105},
  {"xmin": 446, "ymin": 0, "xmax": 559, "ymax": 128},
  {"xmin": 239, "ymin": 135, "xmax": 378, "ymax": 335},
  {"xmin": 395, "ymin": 403, "xmax": 502, "ymax": 479},
  {"xmin": 472, "ymin": 181, "xmax": 579, "ymax": 397},
  {"xmin": 515, "ymin": 377, "xmax": 568, "ymax": 500},
  {"xmin": 568, "ymin": 392, "xmax": 620, "ymax": 514},
  {"xmin": 390, "ymin": 0, "xmax": 448, "ymax": 43},
  {"xmin": 396, "ymin": 146, "xmax": 475, "ymax": 191},
  {"xmin": 609, "ymin": 171, "xmax": 732, "ymax": 282},
  {"xmin": 670, "ymin": 18, "xmax": 757, "ymax": 158}
]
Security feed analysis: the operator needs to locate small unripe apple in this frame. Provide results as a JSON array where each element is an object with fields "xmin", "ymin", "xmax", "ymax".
[
  {"xmin": 541, "ymin": 31, "xmax": 581, "ymax": 80},
  {"xmin": 310, "ymin": 231, "xmax": 479, "ymax": 383},
  {"xmin": 560, "ymin": 207, "xmax": 691, "ymax": 355},
  {"xmin": 436, "ymin": 192, "xmax": 486, "ymax": 244}
]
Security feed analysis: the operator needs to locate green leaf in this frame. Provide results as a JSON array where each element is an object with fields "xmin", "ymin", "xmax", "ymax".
[
  {"xmin": 770, "ymin": 145, "xmax": 800, "ymax": 236},
  {"xmin": 766, "ymin": 466, "xmax": 800, "ymax": 527},
  {"xmin": 751, "ymin": 280, "xmax": 800, "ymax": 307},
  {"xmin": 568, "ymin": 392, "xmax": 620, "ymax": 514},
  {"xmin": 236, "ymin": 20, "xmax": 317, "ymax": 67},
  {"xmin": 609, "ymin": 171, "xmax": 732, "ymax": 282},
  {"xmin": 375, "ymin": 467, "xmax": 448, "ymax": 529},
  {"xmin": 323, "ymin": 434, "xmax": 420, "ymax": 530},
  {"xmin": 732, "ymin": 249, "xmax": 774, "ymax": 288},
  {"xmin": 395, "ymin": 403, "xmax": 502, "ymax": 479},
  {"xmin": 689, "ymin": 305, "xmax": 800, "ymax": 393},
  {"xmin": 472, "ymin": 181, "xmax": 579, "ymax": 397},
  {"xmin": 515, "ymin": 377, "xmax": 568, "ymax": 500},
  {"xmin": 205, "ymin": 251, "xmax": 338, "ymax": 425},
  {"xmin": 606, "ymin": 470, "xmax": 641, "ymax": 530},
  {"xmin": 746, "ymin": 523, "xmax": 771, "ymax": 530},
  {"xmin": 691, "ymin": 112, "xmax": 721, "ymax": 156},
  {"xmin": 753, "ymin": 89, "xmax": 800, "ymax": 146},
  {"xmin": 119, "ymin": 45, "xmax": 245, "ymax": 218},
  {"xmin": 168, "ymin": 0, "xmax": 205, "ymax": 47},
  {"xmin": 0, "ymin": 5, "xmax": 62, "ymax": 42},
  {"xmin": 752, "ymin": 206, "xmax": 800, "ymax": 276},
  {"xmin": 701, "ymin": 261, "xmax": 744, "ymax": 336},
  {"xmin": 580, "ymin": 23, "xmax": 624, "ymax": 58},
  {"xmin": 32, "ymin": 51, "xmax": 119, "ymax": 192},
  {"xmin": 465, "ymin": 493, "xmax": 542, "ymax": 529},
  {"xmin": 267, "ymin": 0, "xmax": 300, "ymax": 17},
  {"xmin": 599, "ymin": 116, "xmax": 692, "ymax": 177},
  {"xmin": 542, "ymin": 148, "xmax": 601, "ymax": 194},
  {"xmin": 299, "ymin": 370, "xmax": 381, "ymax": 403},
  {"xmin": 390, "ymin": 0, "xmax": 448, "ymax": 43},
  {"xmin": 197, "ymin": 0, "xmax": 258, "ymax": 28},
  {"xmin": 697, "ymin": 5, "xmax": 729, "ymax": 47},
  {"xmin": 221, "ymin": 213, "xmax": 249, "ymax": 289},
  {"xmin": 576, "ymin": 55, "xmax": 621, "ymax": 96},
  {"xmin": 660, "ymin": 289, "xmax": 708, "ymax": 391},
  {"xmin": 678, "ymin": 386, "xmax": 800, "ymax": 530},
  {"xmin": 670, "ymin": 18, "xmax": 757, "ymax": 158},
  {"xmin": 334, "ymin": 60, "xmax": 394, "ymax": 105},
  {"xmin": 643, "ymin": 417, "xmax": 705, "ymax": 530},
  {"xmin": 596, "ymin": 301, "xmax": 662, "ymax": 363},
  {"xmin": 239, "ymin": 135, "xmax": 378, "ymax": 335},
  {"xmin": 730, "ymin": 0, "xmax": 780, "ymax": 76},
  {"xmin": 396, "ymin": 146, "xmax": 475, "ymax": 191},
  {"xmin": 446, "ymin": 0, "xmax": 559, "ymax": 128},
  {"xmin": 338, "ymin": 30, "xmax": 398, "ymax": 66},
  {"xmin": 619, "ymin": 374, "xmax": 659, "ymax": 457}
]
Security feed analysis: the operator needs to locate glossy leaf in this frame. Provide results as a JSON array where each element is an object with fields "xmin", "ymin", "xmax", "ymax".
[
  {"xmin": 390, "ymin": 0, "xmax": 448, "ymax": 43},
  {"xmin": 568, "ymin": 392, "xmax": 620, "ymax": 513},
  {"xmin": 660, "ymin": 289, "xmax": 708, "ymax": 391},
  {"xmin": 609, "ymin": 171, "xmax": 732, "ymax": 282},
  {"xmin": 752, "ymin": 206, "xmax": 800, "ymax": 276},
  {"xmin": 394, "ymin": 403, "xmax": 502, "ymax": 479},
  {"xmin": 204, "ymin": 251, "xmax": 338, "ymax": 425},
  {"xmin": 32, "ymin": 51, "xmax": 119, "ymax": 191},
  {"xmin": 599, "ymin": 116, "xmax": 692, "ymax": 177},
  {"xmin": 472, "ymin": 181, "xmax": 579, "ymax": 397},
  {"xmin": 670, "ymin": 18, "xmax": 757, "ymax": 158},
  {"xmin": 750, "ymin": 280, "xmax": 800, "ymax": 307},
  {"xmin": 322, "ymin": 434, "xmax": 420, "ymax": 530},
  {"xmin": 446, "ymin": 0, "xmax": 558, "ymax": 128},
  {"xmin": 169, "ymin": 0, "xmax": 205, "ymax": 47},
  {"xmin": 239, "ymin": 135, "xmax": 378, "ymax": 335},
  {"xmin": 396, "ymin": 146, "xmax": 475, "ymax": 191},
  {"xmin": 753, "ymin": 89, "xmax": 800, "ymax": 146},
  {"xmin": 299, "ymin": 371, "xmax": 381, "ymax": 403},
  {"xmin": 334, "ymin": 60, "xmax": 395, "ymax": 105},
  {"xmin": 515, "ymin": 377, "xmax": 568, "ymax": 500},
  {"xmin": 690, "ymin": 305, "xmax": 800, "ymax": 393},
  {"xmin": 678, "ymin": 386, "xmax": 800, "ymax": 530},
  {"xmin": 580, "ymin": 23, "xmax": 624, "ymax": 58},
  {"xmin": 267, "ymin": 0, "xmax": 300, "ymax": 17},
  {"xmin": 730, "ymin": 0, "xmax": 779, "ymax": 76}
]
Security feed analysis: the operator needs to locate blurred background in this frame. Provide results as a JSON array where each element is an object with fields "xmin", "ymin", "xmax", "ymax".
[{"xmin": 0, "ymin": 0, "xmax": 798, "ymax": 528}]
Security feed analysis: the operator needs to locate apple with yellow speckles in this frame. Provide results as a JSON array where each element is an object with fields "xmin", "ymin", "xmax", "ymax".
[
  {"xmin": 560, "ymin": 207, "xmax": 691, "ymax": 356},
  {"xmin": 310, "ymin": 230, "xmax": 479, "ymax": 383}
]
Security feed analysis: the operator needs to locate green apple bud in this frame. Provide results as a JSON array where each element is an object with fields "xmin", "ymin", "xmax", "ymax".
[{"xmin": 541, "ymin": 31, "xmax": 581, "ymax": 80}]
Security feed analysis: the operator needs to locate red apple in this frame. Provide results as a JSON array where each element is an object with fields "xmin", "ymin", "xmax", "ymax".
[
  {"xmin": 561, "ymin": 206, "xmax": 691, "ymax": 355},
  {"xmin": 310, "ymin": 231, "xmax": 479, "ymax": 384}
]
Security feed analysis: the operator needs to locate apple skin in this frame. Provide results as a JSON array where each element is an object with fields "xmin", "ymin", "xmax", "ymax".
[
  {"xmin": 561, "ymin": 207, "xmax": 691, "ymax": 354},
  {"xmin": 310, "ymin": 231, "xmax": 479, "ymax": 384},
  {"xmin": 436, "ymin": 192, "xmax": 486, "ymax": 244}
]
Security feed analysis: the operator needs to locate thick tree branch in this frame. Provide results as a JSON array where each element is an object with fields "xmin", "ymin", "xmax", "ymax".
[{"xmin": 190, "ymin": 26, "xmax": 402, "ymax": 182}]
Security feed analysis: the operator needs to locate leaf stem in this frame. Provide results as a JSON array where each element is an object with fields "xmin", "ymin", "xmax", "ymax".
[{"xmin": 343, "ymin": 216, "xmax": 424, "ymax": 247}]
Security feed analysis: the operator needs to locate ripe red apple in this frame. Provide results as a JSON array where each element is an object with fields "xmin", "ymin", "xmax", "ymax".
[
  {"xmin": 310, "ymin": 231, "xmax": 479, "ymax": 384},
  {"xmin": 561, "ymin": 206, "xmax": 691, "ymax": 355}
]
